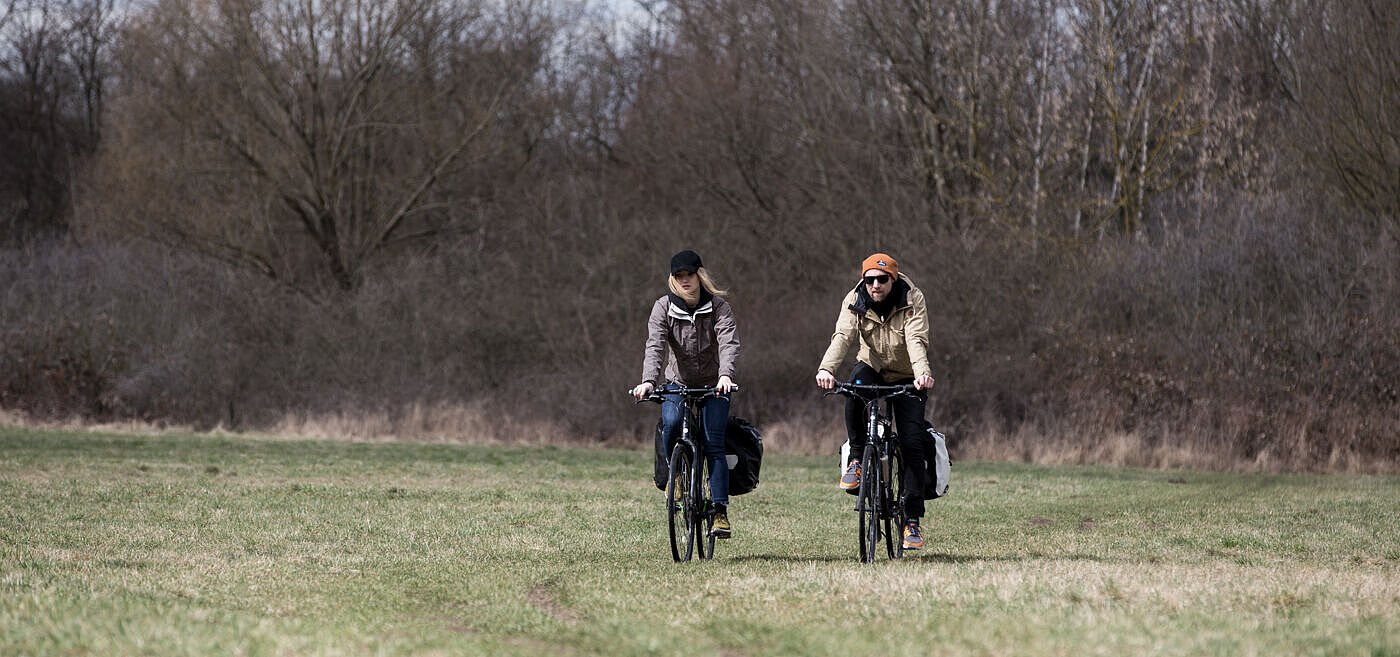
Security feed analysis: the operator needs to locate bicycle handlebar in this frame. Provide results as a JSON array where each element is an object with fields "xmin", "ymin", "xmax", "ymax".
[
  {"xmin": 822, "ymin": 381, "xmax": 918, "ymax": 401},
  {"xmin": 631, "ymin": 385, "xmax": 739, "ymax": 404}
]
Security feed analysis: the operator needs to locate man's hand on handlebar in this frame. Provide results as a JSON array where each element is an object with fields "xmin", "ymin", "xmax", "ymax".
[
  {"xmin": 818, "ymin": 372, "xmax": 933, "ymax": 394},
  {"xmin": 632, "ymin": 381, "xmax": 654, "ymax": 400}
]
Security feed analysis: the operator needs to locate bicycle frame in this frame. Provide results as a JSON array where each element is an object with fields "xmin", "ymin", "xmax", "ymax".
[
  {"xmin": 827, "ymin": 382, "xmax": 918, "ymax": 562},
  {"xmin": 635, "ymin": 384, "xmax": 737, "ymax": 562}
]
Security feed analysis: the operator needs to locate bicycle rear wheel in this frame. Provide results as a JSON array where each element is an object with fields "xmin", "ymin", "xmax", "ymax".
[
  {"xmin": 666, "ymin": 444, "xmax": 697, "ymax": 562},
  {"xmin": 696, "ymin": 455, "xmax": 716, "ymax": 560},
  {"xmin": 857, "ymin": 445, "xmax": 880, "ymax": 563}
]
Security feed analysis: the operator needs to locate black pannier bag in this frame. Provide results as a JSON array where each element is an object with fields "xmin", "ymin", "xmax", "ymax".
[
  {"xmin": 652, "ymin": 416, "xmax": 764, "ymax": 496},
  {"xmin": 724, "ymin": 417, "xmax": 763, "ymax": 496},
  {"xmin": 919, "ymin": 421, "xmax": 951, "ymax": 499}
]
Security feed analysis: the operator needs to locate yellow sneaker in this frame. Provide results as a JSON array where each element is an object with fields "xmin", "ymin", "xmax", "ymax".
[
  {"xmin": 711, "ymin": 511, "xmax": 732, "ymax": 539},
  {"xmin": 670, "ymin": 473, "xmax": 686, "ymax": 502}
]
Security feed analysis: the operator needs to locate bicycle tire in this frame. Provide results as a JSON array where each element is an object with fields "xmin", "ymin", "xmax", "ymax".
[
  {"xmin": 667, "ymin": 444, "xmax": 696, "ymax": 562},
  {"xmin": 889, "ymin": 442, "xmax": 906, "ymax": 559},
  {"xmin": 856, "ymin": 445, "xmax": 870, "ymax": 562},
  {"xmin": 697, "ymin": 453, "xmax": 716, "ymax": 559},
  {"xmin": 858, "ymin": 445, "xmax": 880, "ymax": 563}
]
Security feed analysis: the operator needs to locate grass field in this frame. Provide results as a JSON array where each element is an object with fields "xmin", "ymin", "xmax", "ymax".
[{"xmin": 2, "ymin": 426, "xmax": 1398, "ymax": 657}]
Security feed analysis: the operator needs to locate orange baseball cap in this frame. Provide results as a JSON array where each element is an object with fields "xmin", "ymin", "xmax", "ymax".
[{"xmin": 861, "ymin": 253, "xmax": 898, "ymax": 279}]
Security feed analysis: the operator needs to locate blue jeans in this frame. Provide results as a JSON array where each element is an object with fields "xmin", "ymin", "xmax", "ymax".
[{"xmin": 660, "ymin": 386, "xmax": 731, "ymax": 508}]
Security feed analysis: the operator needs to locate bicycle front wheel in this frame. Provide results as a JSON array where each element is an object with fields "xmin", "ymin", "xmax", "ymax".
[
  {"xmin": 666, "ymin": 444, "xmax": 696, "ymax": 562},
  {"xmin": 857, "ymin": 445, "xmax": 880, "ymax": 563},
  {"xmin": 888, "ymin": 443, "xmax": 905, "ymax": 559}
]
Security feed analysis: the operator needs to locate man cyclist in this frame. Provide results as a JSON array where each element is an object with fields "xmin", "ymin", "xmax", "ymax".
[{"xmin": 815, "ymin": 253, "xmax": 936, "ymax": 550}]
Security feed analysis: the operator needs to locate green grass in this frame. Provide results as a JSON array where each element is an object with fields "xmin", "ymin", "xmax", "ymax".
[{"xmin": 2, "ymin": 426, "xmax": 1398, "ymax": 657}]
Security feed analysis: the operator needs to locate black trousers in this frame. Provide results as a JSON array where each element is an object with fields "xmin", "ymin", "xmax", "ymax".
[{"xmin": 844, "ymin": 362, "xmax": 928, "ymax": 519}]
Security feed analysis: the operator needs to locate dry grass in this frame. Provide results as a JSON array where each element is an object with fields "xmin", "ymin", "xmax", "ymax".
[
  {"xmin": 0, "ymin": 401, "xmax": 601, "ymax": 447},
  {"xmin": 959, "ymin": 424, "xmax": 1400, "ymax": 475},
  {"xmin": 721, "ymin": 560, "xmax": 1400, "ymax": 620},
  {"xmin": 4, "ymin": 393, "xmax": 1396, "ymax": 475}
]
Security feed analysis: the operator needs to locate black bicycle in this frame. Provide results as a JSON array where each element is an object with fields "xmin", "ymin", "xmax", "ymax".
[
  {"xmin": 636, "ymin": 385, "xmax": 737, "ymax": 562},
  {"xmin": 826, "ymin": 382, "xmax": 919, "ymax": 563}
]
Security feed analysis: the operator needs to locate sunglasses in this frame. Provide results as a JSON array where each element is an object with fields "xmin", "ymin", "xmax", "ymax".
[{"xmin": 863, "ymin": 274, "xmax": 891, "ymax": 285}]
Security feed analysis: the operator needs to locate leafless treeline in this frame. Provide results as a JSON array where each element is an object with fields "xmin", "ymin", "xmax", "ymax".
[{"xmin": 2, "ymin": 0, "xmax": 1397, "ymax": 471}]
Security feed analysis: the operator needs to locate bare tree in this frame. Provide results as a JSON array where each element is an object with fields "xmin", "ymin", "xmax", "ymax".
[
  {"xmin": 1026, "ymin": 0, "xmax": 1055, "ymax": 252},
  {"xmin": 66, "ymin": 0, "xmax": 110, "ymax": 149},
  {"xmin": 0, "ymin": 0, "xmax": 110, "ymax": 242},
  {"xmin": 1290, "ymin": 0, "xmax": 1400, "ymax": 233},
  {"xmin": 850, "ymin": 0, "xmax": 989, "ymax": 236},
  {"xmin": 89, "ymin": 0, "xmax": 554, "ymax": 293}
]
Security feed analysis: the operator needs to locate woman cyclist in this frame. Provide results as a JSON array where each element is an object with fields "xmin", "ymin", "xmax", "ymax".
[{"xmin": 632, "ymin": 250, "xmax": 741, "ymax": 537}]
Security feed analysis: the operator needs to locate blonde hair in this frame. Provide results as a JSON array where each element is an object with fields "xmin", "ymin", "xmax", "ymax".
[{"xmin": 668, "ymin": 266, "xmax": 728, "ymax": 302}]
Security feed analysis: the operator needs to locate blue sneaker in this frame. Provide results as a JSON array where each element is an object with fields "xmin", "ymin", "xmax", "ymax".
[{"xmin": 840, "ymin": 460, "xmax": 861, "ymax": 490}]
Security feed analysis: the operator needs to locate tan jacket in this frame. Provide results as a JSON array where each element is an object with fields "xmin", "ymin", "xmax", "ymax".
[
  {"xmin": 818, "ymin": 275, "xmax": 933, "ymax": 382},
  {"xmin": 641, "ymin": 294, "xmax": 740, "ymax": 387}
]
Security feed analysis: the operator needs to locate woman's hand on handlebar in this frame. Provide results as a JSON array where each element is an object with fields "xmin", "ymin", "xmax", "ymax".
[
  {"xmin": 632, "ymin": 382, "xmax": 654, "ymax": 400},
  {"xmin": 815, "ymin": 369, "xmax": 836, "ymax": 390},
  {"xmin": 717, "ymin": 375, "xmax": 736, "ymax": 394},
  {"xmin": 915, "ymin": 374, "xmax": 935, "ymax": 390}
]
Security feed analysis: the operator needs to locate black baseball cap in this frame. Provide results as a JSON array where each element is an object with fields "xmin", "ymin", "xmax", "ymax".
[{"xmin": 670, "ymin": 250, "xmax": 704, "ymax": 275}]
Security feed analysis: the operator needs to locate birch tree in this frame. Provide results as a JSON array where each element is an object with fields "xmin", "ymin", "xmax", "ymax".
[{"xmin": 1070, "ymin": 0, "xmax": 1196, "ymax": 238}]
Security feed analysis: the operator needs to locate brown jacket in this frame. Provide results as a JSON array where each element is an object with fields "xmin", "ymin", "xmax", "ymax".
[
  {"xmin": 641, "ymin": 293, "xmax": 741, "ymax": 387},
  {"xmin": 818, "ymin": 275, "xmax": 933, "ymax": 382}
]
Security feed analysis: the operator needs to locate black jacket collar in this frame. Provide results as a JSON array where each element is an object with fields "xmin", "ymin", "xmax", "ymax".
[{"xmin": 849, "ymin": 277, "xmax": 910, "ymax": 318}]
